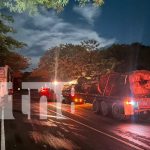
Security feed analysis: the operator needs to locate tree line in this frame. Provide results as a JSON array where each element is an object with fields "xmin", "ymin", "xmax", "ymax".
[{"xmin": 30, "ymin": 41, "xmax": 150, "ymax": 82}]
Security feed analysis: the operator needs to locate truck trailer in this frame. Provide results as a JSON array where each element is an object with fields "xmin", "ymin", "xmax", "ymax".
[{"xmin": 62, "ymin": 70, "xmax": 150, "ymax": 120}]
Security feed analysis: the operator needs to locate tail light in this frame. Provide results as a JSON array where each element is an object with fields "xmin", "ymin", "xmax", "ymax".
[
  {"xmin": 79, "ymin": 98, "xmax": 83, "ymax": 102},
  {"xmin": 125, "ymin": 101, "xmax": 135, "ymax": 105},
  {"xmin": 124, "ymin": 97, "xmax": 138, "ymax": 107},
  {"xmin": 75, "ymin": 98, "xmax": 78, "ymax": 102},
  {"xmin": 74, "ymin": 98, "xmax": 83, "ymax": 103}
]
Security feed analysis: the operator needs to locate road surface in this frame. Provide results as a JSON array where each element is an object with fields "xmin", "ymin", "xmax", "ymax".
[{"xmin": 1, "ymin": 96, "xmax": 150, "ymax": 150}]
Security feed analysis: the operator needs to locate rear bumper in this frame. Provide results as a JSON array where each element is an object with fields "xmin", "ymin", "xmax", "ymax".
[
  {"xmin": 124, "ymin": 109, "xmax": 150, "ymax": 118},
  {"xmin": 124, "ymin": 104, "xmax": 150, "ymax": 116},
  {"xmin": 134, "ymin": 108, "xmax": 150, "ymax": 113}
]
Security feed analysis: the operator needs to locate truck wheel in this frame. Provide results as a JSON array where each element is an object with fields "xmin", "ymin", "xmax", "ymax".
[
  {"xmin": 100, "ymin": 101, "xmax": 109, "ymax": 116},
  {"xmin": 112, "ymin": 104, "xmax": 124, "ymax": 120},
  {"xmin": 93, "ymin": 100, "xmax": 100, "ymax": 114}
]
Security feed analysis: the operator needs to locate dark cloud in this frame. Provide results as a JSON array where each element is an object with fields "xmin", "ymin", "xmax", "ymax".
[{"xmin": 10, "ymin": 5, "xmax": 115, "ymax": 69}]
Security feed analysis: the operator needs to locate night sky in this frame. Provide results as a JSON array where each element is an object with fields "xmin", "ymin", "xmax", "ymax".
[{"xmin": 6, "ymin": 0, "xmax": 150, "ymax": 70}]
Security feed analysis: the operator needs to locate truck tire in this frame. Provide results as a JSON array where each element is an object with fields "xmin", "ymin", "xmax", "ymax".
[
  {"xmin": 100, "ymin": 101, "xmax": 109, "ymax": 116},
  {"xmin": 93, "ymin": 100, "xmax": 100, "ymax": 114},
  {"xmin": 112, "ymin": 103, "xmax": 124, "ymax": 120}
]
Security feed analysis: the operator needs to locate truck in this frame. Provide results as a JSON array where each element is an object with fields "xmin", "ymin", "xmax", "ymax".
[
  {"xmin": 62, "ymin": 70, "xmax": 150, "ymax": 120},
  {"xmin": 39, "ymin": 87, "xmax": 57, "ymax": 101},
  {"xmin": 0, "ymin": 65, "xmax": 13, "ymax": 104}
]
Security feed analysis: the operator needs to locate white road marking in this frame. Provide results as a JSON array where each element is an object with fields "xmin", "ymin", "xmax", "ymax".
[
  {"xmin": 1, "ymin": 106, "xmax": 5, "ymax": 150},
  {"xmin": 48, "ymin": 109, "xmax": 144, "ymax": 150}
]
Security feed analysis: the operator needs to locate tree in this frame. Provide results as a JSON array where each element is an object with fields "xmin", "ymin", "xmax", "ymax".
[
  {"xmin": 101, "ymin": 43, "xmax": 150, "ymax": 72},
  {"xmin": 81, "ymin": 39, "xmax": 100, "ymax": 51},
  {"xmin": 81, "ymin": 39, "xmax": 100, "ymax": 63},
  {"xmin": 30, "ymin": 68, "xmax": 50, "ymax": 81},
  {"xmin": 0, "ymin": 0, "xmax": 104, "ymax": 14},
  {"xmin": 0, "ymin": 13, "xmax": 26, "ymax": 52},
  {"xmin": 35, "ymin": 43, "xmax": 117, "ymax": 81},
  {"xmin": 38, "ymin": 44, "xmax": 89, "ymax": 81},
  {"xmin": 0, "ymin": 50, "xmax": 30, "ymax": 70},
  {"xmin": 0, "ymin": 14, "xmax": 29, "ymax": 70}
]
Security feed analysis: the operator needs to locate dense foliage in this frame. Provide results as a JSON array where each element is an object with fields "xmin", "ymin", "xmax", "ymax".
[
  {"xmin": 0, "ymin": 50, "xmax": 29, "ymax": 70},
  {"xmin": 0, "ymin": 0, "xmax": 104, "ymax": 14},
  {"xmin": 32, "ymin": 41, "xmax": 117, "ymax": 81},
  {"xmin": 103, "ymin": 43, "xmax": 150, "ymax": 72},
  {"xmin": 0, "ymin": 14, "xmax": 29, "ymax": 70},
  {"xmin": 31, "ymin": 42, "xmax": 150, "ymax": 81},
  {"xmin": 0, "ymin": 14, "xmax": 26, "ymax": 52}
]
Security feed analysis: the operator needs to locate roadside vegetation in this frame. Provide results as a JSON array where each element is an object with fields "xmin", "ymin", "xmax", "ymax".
[
  {"xmin": 31, "ymin": 42, "xmax": 150, "ymax": 81},
  {"xmin": 0, "ymin": 13, "xmax": 29, "ymax": 71}
]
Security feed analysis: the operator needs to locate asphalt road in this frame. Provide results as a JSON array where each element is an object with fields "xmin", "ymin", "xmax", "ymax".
[{"xmin": 1, "ymin": 97, "xmax": 150, "ymax": 150}]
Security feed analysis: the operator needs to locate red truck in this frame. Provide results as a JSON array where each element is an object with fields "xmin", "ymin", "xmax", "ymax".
[
  {"xmin": 39, "ymin": 87, "xmax": 56, "ymax": 101},
  {"xmin": 62, "ymin": 70, "xmax": 150, "ymax": 120}
]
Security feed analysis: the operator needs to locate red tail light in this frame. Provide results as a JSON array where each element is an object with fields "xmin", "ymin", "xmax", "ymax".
[{"xmin": 124, "ymin": 97, "xmax": 137, "ymax": 106}]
